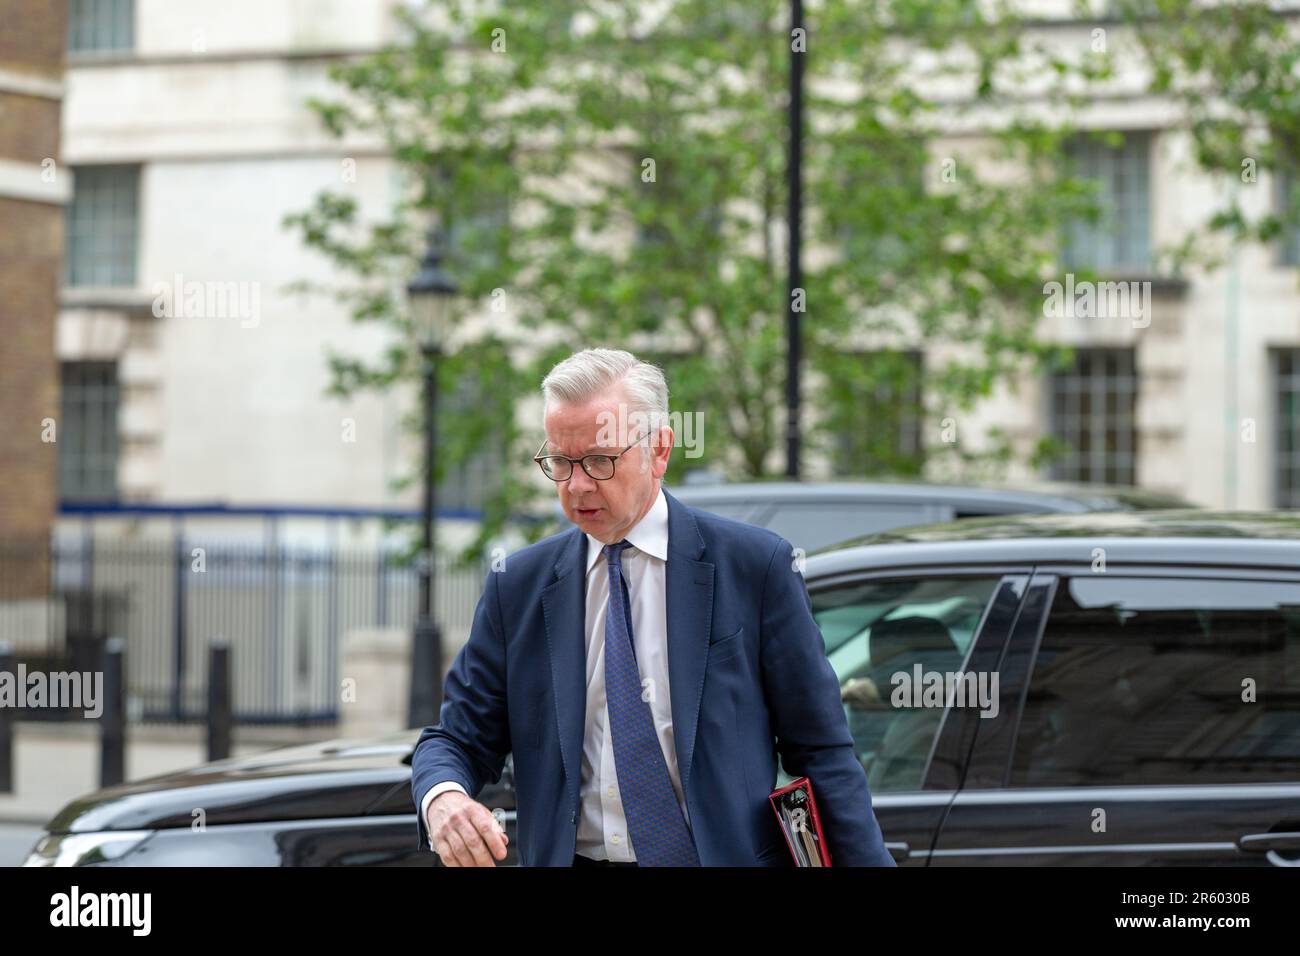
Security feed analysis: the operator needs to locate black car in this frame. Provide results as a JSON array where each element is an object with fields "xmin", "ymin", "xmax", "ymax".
[
  {"xmin": 25, "ymin": 509, "xmax": 1300, "ymax": 866},
  {"xmin": 23, "ymin": 732, "xmax": 515, "ymax": 867},
  {"xmin": 665, "ymin": 479, "xmax": 1195, "ymax": 552},
  {"xmin": 807, "ymin": 509, "xmax": 1300, "ymax": 865}
]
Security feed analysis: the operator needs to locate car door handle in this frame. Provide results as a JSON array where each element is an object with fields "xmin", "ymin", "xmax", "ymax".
[
  {"xmin": 1237, "ymin": 832, "xmax": 1300, "ymax": 853},
  {"xmin": 885, "ymin": 841, "xmax": 911, "ymax": 863}
]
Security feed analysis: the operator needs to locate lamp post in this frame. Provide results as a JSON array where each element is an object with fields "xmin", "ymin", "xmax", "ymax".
[
  {"xmin": 786, "ymin": 0, "xmax": 804, "ymax": 480},
  {"xmin": 406, "ymin": 225, "xmax": 457, "ymax": 729}
]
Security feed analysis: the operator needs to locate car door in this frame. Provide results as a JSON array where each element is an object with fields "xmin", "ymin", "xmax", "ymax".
[
  {"xmin": 931, "ymin": 566, "xmax": 1300, "ymax": 866},
  {"xmin": 803, "ymin": 567, "xmax": 1030, "ymax": 864}
]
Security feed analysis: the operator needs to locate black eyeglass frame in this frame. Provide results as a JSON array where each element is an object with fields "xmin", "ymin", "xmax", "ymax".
[{"xmin": 533, "ymin": 431, "xmax": 648, "ymax": 481}]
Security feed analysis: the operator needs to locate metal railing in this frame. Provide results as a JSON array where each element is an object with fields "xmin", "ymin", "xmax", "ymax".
[{"xmin": 0, "ymin": 536, "xmax": 490, "ymax": 725}]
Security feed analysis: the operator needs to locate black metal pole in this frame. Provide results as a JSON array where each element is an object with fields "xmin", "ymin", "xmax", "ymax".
[
  {"xmin": 172, "ymin": 526, "xmax": 186, "ymax": 720},
  {"xmin": 420, "ymin": 345, "xmax": 437, "ymax": 629},
  {"xmin": 207, "ymin": 641, "xmax": 231, "ymax": 762},
  {"xmin": 101, "ymin": 637, "xmax": 126, "ymax": 788},
  {"xmin": 409, "ymin": 343, "xmax": 444, "ymax": 728},
  {"xmin": 786, "ymin": 0, "xmax": 804, "ymax": 480}
]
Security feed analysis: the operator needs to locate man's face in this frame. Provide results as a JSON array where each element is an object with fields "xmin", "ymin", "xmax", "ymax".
[{"xmin": 543, "ymin": 385, "xmax": 673, "ymax": 544}]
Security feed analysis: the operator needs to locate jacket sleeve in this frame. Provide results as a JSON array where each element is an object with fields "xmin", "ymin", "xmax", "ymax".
[
  {"xmin": 410, "ymin": 566, "xmax": 512, "ymax": 851},
  {"xmin": 757, "ymin": 537, "xmax": 897, "ymax": 867}
]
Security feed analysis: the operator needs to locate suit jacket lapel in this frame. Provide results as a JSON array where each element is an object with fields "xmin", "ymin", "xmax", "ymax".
[
  {"xmin": 541, "ymin": 526, "xmax": 587, "ymax": 815},
  {"xmin": 663, "ymin": 489, "xmax": 714, "ymax": 794}
]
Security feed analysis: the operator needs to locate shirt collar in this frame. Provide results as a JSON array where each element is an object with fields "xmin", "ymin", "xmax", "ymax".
[{"xmin": 585, "ymin": 486, "xmax": 669, "ymax": 574}]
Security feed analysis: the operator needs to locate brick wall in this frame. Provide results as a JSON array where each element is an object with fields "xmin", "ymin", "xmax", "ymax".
[
  {"xmin": 0, "ymin": 0, "xmax": 65, "ymax": 595},
  {"xmin": 0, "ymin": 94, "xmax": 62, "ymax": 165},
  {"xmin": 0, "ymin": 0, "xmax": 66, "ymax": 78}
]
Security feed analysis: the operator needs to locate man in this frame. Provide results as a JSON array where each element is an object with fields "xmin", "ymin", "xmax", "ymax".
[{"xmin": 410, "ymin": 347, "xmax": 895, "ymax": 866}]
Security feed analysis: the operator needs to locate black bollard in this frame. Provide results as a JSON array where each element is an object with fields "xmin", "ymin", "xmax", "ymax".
[
  {"xmin": 100, "ymin": 637, "xmax": 126, "ymax": 788},
  {"xmin": 207, "ymin": 642, "xmax": 231, "ymax": 762}
]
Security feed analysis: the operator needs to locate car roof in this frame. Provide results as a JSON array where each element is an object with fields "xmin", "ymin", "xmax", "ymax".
[
  {"xmin": 806, "ymin": 509, "xmax": 1300, "ymax": 576},
  {"xmin": 670, "ymin": 479, "xmax": 1194, "ymax": 513}
]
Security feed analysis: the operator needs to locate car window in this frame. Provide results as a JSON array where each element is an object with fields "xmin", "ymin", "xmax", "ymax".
[
  {"xmin": 765, "ymin": 503, "xmax": 938, "ymax": 552},
  {"xmin": 1010, "ymin": 576, "xmax": 1300, "ymax": 788},
  {"xmin": 811, "ymin": 576, "xmax": 1003, "ymax": 792}
]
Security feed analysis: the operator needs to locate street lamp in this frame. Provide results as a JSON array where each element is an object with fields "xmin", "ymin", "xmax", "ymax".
[
  {"xmin": 406, "ymin": 225, "xmax": 457, "ymax": 729},
  {"xmin": 786, "ymin": 0, "xmax": 804, "ymax": 480}
]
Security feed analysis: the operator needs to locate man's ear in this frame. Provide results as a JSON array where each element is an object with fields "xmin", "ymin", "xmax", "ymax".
[{"xmin": 651, "ymin": 426, "xmax": 673, "ymax": 478}]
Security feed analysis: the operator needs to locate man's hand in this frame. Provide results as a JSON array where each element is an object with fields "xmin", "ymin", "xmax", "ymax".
[
  {"xmin": 841, "ymin": 676, "xmax": 884, "ymax": 710},
  {"xmin": 426, "ymin": 790, "xmax": 510, "ymax": 867}
]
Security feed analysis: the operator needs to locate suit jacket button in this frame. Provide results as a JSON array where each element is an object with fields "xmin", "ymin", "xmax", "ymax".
[{"xmin": 570, "ymin": 810, "xmax": 576, "ymax": 825}]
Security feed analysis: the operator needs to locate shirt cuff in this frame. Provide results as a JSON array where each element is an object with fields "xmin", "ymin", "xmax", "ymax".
[{"xmin": 421, "ymin": 781, "xmax": 469, "ymax": 850}]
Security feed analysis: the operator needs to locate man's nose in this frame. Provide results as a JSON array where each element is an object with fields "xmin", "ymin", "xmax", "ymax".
[{"xmin": 566, "ymin": 464, "xmax": 598, "ymax": 495}]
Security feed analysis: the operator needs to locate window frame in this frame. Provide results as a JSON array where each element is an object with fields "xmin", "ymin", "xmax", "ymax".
[
  {"xmin": 58, "ymin": 360, "xmax": 121, "ymax": 502},
  {"xmin": 67, "ymin": 0, "xmax": 135, "ymax": 54},
  {"xmin": 1045, "ymin": 346, "xmax": 1139, "ymax": 486},
  {"xmin": 1060, "ymin": 130, "xmax": 1154, "ymax": 274},
  {"xmin": 823, "ymin": 348, "xmax": 926, "ymax": 480},
  {"xmin": 1273, "ymin": 348, "xmax": 1300, "ymax": 508},
  {"xmin": 995, "ymin": 564, "xmax": 1300, "ymax": 792},
  {"xmin": 1274, "ymin": 163, "xmax": 1300, "ymax": 268},
  {"xmin": 806, "ymin": 565, "xmax": 1032, "ymax": 793},
  {"xmin": 65, "ymin": 163, "xmax": 141, "ymax": 288},
  {"xmin": 436, "ymin": 374, "xmax": 507, "ymax": 514}
]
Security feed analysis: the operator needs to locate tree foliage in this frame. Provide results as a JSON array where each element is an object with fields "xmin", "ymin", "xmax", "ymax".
[{"xmin": 287, "ymin": 0, "xmax": 1283, "ymax": 560}]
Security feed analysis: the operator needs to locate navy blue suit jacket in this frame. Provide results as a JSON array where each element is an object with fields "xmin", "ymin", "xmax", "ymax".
[{"xmin": 410, "ymin": 488, "xmax": 895, "ymax": 866}]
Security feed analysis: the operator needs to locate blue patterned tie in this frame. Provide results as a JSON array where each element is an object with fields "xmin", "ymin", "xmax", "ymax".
[{"xmin": 602, "ymin": 540, "xmax": 700, "ymax": 866}]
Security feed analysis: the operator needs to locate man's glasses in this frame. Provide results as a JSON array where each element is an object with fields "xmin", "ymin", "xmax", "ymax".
[{"xmin": 533, "ymin": 432, "xmax": 646, "ymax": 481}]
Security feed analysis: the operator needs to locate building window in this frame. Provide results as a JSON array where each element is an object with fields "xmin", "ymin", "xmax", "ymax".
[
  {"xmin": 67, "ymin": 0, "xmax": 134, "ymax": 53},
  {"xmin": 1276, "ymin": 349, "xmax": 1300, "ymax": 507},
  {"xmin": 1048, "ymin": 348, "xmax": 1137, "ymax": 485},
  {"xmin": 59, "ymin": 362, "xmax": 120, "ymax": 502},
  {"xmin": 825, "ymin": 350, "xmax": 924, "ymax": 478},
  {"xmin": 65, "ymin": 165, "xmax": 139, "ymax": 287},
  {"xmin": 437, "ymin": 376, "xmax": 505, "ymax": 513},
  {"xmin": 1276, "ymin": 166, "xmax": 1300, "ymax": 267},
  {"xmin": 1062, "ymin": 132, "xmax": 1152, "ymax": 272}
]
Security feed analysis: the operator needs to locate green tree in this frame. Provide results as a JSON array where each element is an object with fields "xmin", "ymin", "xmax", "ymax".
[
  {"xmin": 1110, "ymin": 0, "xmax": 1300, "ymax": 270},
  {"xmin": 286, "ymin": 0, "xmax": 1123, "ymax": 561}
]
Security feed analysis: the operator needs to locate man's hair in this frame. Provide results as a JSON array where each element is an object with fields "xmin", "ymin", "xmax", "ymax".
[{"xmin": 541, "ymin": 348, "xmax": 670, "ymax": 444}]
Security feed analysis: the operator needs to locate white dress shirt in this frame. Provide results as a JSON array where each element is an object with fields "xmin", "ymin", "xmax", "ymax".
[{"xmin": 421, "ymin": 486, "xmax": 690, "ymax": 862}]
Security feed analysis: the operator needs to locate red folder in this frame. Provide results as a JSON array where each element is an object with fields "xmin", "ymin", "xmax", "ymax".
[{"xmin": 768, "ymin": 776, "xmax": 833, "ymax": 866}]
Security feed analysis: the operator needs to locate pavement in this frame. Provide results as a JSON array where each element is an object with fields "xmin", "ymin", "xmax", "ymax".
[{"xmin": 0, "ymin": 721, "xmax": 335, "ymax": 838}]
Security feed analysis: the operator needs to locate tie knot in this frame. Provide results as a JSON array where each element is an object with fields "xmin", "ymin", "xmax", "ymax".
[{"xmin": 603, "ymin": 540, "xmax": 632, "ymax": 565}]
